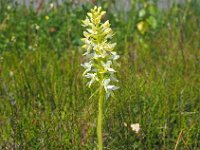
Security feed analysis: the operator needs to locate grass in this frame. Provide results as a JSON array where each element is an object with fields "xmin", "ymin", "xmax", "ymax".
[{"xmin": 0, "ymin": 1, "xmax": 200, "ymax": 149}]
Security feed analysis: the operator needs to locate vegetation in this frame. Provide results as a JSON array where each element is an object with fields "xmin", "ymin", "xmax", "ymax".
[{"xmin": 0, "ymin": 0, "xmax": 200, "ymax": 149}]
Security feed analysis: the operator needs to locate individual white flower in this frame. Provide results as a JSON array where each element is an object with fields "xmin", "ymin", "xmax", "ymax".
[
  {"xmin": 101, "ymin": 61, "xmax": 116, "ymax": 73},
  {"xmin": 83, "ymin": 45, "xmax": 92, "ymax": 56},
  {"xmin": 87, "ymin": 28, "xmax": 97, "ymax": 34},
  {"xmin": 106, "ymin": 43, "xmax": 116, "ymax": 51},
  {"xmin": 93, "ymin": 52, "xmax": 105, "ymax": 59},
  {"xmin": 81, "ymin": 38, "xmax": 91, "ymax": 45},
  {"xmin": 101, "ymin": 20, "xmax": 110, "ymax": 29},
  {"xmin": 106, "ymin": 85, "xmax": 119, "ymax": 99},
  {"xmin": 102, "ymin": 78, "xmax": 110, "ymax": 92},
  {"xmin": 102, "ymin": 79, "xmax": 119, "ymax": 99},
  {"xmin": 82, "ymin": 17, "xmax": 91, "ymax": 27},
  {"xmin": 81, "ymin": 62, "xmax": 92, "ymax": 75},
  {"xmin": 111, "ymin": 52, "xmax": 120, "ymax": 60},
  {"xmin": 107, "ymin": 85, "xmax": 119, "ymax": 91},
  {"xmin": 85, "ymin": 73, "xmax": 98, "ymax": 87},
  {"xmin": 105, "ymin": 33, "xmax": 113, "ymax": 39},
  {"xmin": 109, "ymin": 73, "xmax": 119, "ymax": 82},
  {"xmin": 83, "ymin": 31, "xmax": 90, "ymax": 39},
  {"xmin": 103, "ymin": 28, "xmax": 112, "ymax": 35}
]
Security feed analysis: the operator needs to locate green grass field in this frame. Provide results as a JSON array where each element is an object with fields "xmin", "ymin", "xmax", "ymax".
[{"xmin": 0, "ymin": 1, "xmax": 200, "ymax": 149}]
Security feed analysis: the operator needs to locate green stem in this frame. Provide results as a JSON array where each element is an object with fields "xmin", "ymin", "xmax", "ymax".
[{"xmin": 97, "ymin": 82, "xmax": 104, "ymax": 150}]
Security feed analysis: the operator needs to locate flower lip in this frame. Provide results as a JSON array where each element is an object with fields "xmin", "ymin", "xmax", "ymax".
[{"xmin": 107, "ymin": 85, "xmax": 119, "ymax": 91}]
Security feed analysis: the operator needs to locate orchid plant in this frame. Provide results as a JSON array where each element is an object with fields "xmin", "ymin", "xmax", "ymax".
[{"xmin": 81, "ymin": 6, "xmax": 119, "ymax": 150}]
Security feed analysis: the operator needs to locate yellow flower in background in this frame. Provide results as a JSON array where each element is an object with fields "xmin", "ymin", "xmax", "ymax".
[
  {"xmin": 137, "ymin": 21, "xmax": 148, "ymax": 34},
  {"xmin": 45, "ymin": 16, "xmax": 50, "ymax": 20}
]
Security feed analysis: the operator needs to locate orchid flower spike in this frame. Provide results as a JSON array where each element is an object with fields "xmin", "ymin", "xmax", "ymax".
[{"xmin": 81, "ymin": 6, "xmax": 119, "ymax": 99}]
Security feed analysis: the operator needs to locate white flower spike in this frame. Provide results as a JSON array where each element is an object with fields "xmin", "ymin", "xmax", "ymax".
[{"xmin": 81, "ymin": 6, "xmax": 119, "ymax": 99}]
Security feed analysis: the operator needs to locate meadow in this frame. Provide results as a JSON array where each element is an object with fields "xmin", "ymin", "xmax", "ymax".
[{"xmin": 0, "ymin": 0, "xmax": 200, "ymax": 149}]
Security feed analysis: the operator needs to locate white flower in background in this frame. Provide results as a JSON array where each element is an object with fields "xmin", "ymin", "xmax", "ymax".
[
  {"xmin": 0, "ymin": 57, "xmax": 3, "ymax": 61},
  {"xmin": 50, "ymin": 3, "xmax": 54, "ymax": 9},
  {"xmin": 9, "ymin": 71, "xmax": 14, "ymax": 77},
  {"xmin": 28, "ymin": 45, "xmax": 33, "ymax": 50},
  {"xmin": 11, "ymin": 36, "xmax": 16, "ymax": 42},
  {"xmin": 124, "ymin": 122, "xmax": 128, "ymax": 127},
  {"xmin": 131, "ymin": 123, "xmax": 140, "ymax": 134},
  {"xmin": 31, "ymin": 24, "xmax": 40, "ymax": 31},
  {"xmin": 81, "ymin": 6, "xmax": 119, "ymax": 99},
  {"xmin": 35, "ymin": 24, "xmax": 40, "ymax": 30},
  {"xmin": 7, "ymin": 5, "xmax": 11, "ymax": 10}
]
